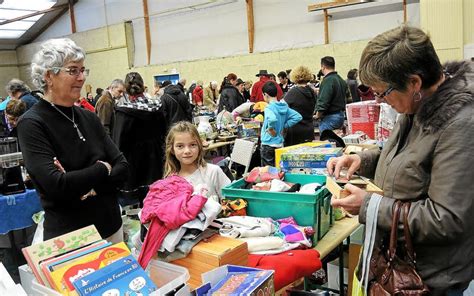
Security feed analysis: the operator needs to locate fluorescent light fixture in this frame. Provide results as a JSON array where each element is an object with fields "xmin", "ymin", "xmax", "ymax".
[
  {"xmin": 0, "ymin": 29, "xmax": 26, "ymax": 39},
  {"xmin": 0, "ymin": 0, "xmax": 56, "ymax": 11}
]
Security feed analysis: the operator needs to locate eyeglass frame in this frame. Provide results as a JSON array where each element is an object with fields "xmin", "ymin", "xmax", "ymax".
[
  {"xmin": 51, "ymin": 67, "xmax": 90, "ymax": 77},
  {"xmin": 373, "ymin": 85, "xmax": 395, "ymax": 101}
]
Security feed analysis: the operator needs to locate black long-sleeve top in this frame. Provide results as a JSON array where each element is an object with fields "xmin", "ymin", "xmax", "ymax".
[{"xmin": 17, "ymin": 99, "xmax": 129, "ymax": 240}]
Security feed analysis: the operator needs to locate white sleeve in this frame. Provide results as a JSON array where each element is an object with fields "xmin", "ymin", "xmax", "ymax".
[{"xmin": 207, "ymin": 164, "xmax": 231, "ymax": 200}]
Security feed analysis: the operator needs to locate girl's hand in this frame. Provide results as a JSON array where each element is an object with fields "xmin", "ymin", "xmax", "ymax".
[
  {"xmin": 53, "ymin": 157, "xmax": 66, "ymax": 173},
  {"xmin": 326, "ymin": 154, "xmax": 362, "ymax": 179},
  {"xmin": 331, "ymin": 183, "xmax": 366, "ymax": 215}
]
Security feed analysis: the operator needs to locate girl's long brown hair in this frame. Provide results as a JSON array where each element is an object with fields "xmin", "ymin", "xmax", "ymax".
[{"xmin": 164, "ymin": 121, "xmax": 207, "ymax": 177}]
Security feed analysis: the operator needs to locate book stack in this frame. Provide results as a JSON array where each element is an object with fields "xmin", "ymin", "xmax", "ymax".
[{"xmin": 22, "ymin": 225, "xmax": 158, "ymax": 296}]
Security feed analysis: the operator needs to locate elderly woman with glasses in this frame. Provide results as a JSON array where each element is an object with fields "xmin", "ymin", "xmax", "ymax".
[
  {"xmin": 17, "ymin": 38, "xmax": 129, "ymax": 243},
  {"xmin": 327, "ymin": 26, "xmax": 473, "ymax": 295}
]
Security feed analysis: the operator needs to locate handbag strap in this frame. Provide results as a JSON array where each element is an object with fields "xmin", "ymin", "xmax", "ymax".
[
  {"xmin": 402, "ymin": 202, "xmax": 416, "ymax": 263},
  {"xmin": 388, "ymin": 201, "xmax": 403, "ymax": 260},
  {"xmin": 359, "ymin": 193, "xmax": 383, "ymax": 294}
]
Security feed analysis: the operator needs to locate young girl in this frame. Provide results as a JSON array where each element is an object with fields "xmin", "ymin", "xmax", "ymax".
[{"xmin": 164, "ymin": 121, "xmax": 231, "ymax": 202}]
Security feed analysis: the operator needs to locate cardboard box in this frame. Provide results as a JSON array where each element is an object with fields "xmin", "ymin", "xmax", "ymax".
[
  {"xmin": 195, "ymin": 265, "xmax": 274, "ymax": 296},
  {"xmin": 171, "ymin": 235, "xmax": 248, "ymax": 288},
  {"xmin": 275, "ymin": 141, "xmax": 330, "ymax": 168},
  {"xmin": 326, "ymin": 175, "xmax": 383, "ymax": 199},
  {"xmin": 346, "ymin": 101, "xmax": 381, "ymax": 139},
  {"xmin": 343, "ymin": 143, "xmax": 379, "ymax": 155}
]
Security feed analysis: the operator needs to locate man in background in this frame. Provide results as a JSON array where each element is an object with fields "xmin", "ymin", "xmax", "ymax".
[
  {"xmin": 95, "ymin": 79, "xmax": 125, "ymax": 136},
  {"xmin": 250, "ymin": 70, "xmax": 283, "ymax": 102},
  {"xmin": 314, "ymin": 56, "xmax": 347, "ymax": 133}
]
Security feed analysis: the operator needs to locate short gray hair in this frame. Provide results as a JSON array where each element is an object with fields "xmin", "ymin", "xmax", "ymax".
[
  {"xmin": 5, "ymin": 79, "xmax": 30, "ymax": 95},
  {"xmin": 110, "ymin": 79, "xmax": 124, "ymax": 89},
  {"xmin": 31, "ymin": 38, "xmax": 86, "ymax": 92}
]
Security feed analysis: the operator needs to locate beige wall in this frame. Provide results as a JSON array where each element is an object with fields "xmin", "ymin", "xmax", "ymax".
[
  {"xmin": 464, "ymin": 0, "xmax": 473, "ymax": 45},
  {"xmin": 0, "ymin": 51, "xmax": 19, "ymax": 98},
  {"xmin": 420, "ymin": 0, "xmax": 464, "ymax": 62},
  {"xmin": 16, "ymin": 24, "xmax": 368, "ymax": 96}
]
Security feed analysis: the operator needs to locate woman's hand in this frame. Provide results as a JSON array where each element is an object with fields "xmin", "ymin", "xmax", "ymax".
[
  {"xmin": 326, "ymin": 154, "xmax": 362, "ymax": 179},
  {"xmin": 331, "ymin": 183, "xmax": 366, "ymax": 215},
  {"xmin": 53, "ymin": 157, "xmax": 66, "ymax": 173}
]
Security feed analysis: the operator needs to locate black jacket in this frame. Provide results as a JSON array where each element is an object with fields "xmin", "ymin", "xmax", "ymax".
[
  {"xmin": 162, "ymin": 85, "xmax": 193, "ymax": 125},
  {"xmin": 218, "ymin": 84, "xmax": 244, "ymax": 113},
  {"xmin": 284, "ymin": 85, "xmax": 316, "ymax": 146}
]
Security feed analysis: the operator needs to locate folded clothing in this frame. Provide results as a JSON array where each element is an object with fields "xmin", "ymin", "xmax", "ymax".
[
  {"xmin": 218, "ymin": 216, "xmax": 274, "ymax": 238},
  {"xmin": 248, "ymin": 249, "xmax": 322, "ymax": 291},
  {"xmin": 244, "ymin": 166, "xmax": 284, "ymax": 183}
]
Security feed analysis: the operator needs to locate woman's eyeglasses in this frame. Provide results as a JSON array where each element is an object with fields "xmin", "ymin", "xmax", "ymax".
[
  {"xmin": 52, "ymin": 67, "xmax": 90, "ymax": 77},
  {"xmin": 373, "ymin": 86, "xmax": 395, "ymax": 101}
]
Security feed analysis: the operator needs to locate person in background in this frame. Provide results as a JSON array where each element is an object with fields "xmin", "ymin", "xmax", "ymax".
[
  {"xmin": 251, "ymin": 70, "xmax": 283, "ymax": 102},
  {"xmin": 236, "ymin": 78, "xmax": 245, "ymax": 96},
  {"xmin": 187, "ymin": 80, "xmax": 197, "ymax": 102},
  {"xmin": 92, "ymin": 87, "xmax": 103, "ymax": 106},
  {"xmin": 143, "ymin": 86, "xmax": 152, "ymax": 99},
  {"xmin": 284, "ymin": 66, "xmax": 316, "ymax": 146},
  {"xmin": 125, "ymin": 72, "xmax": 147, "ymax": 102},
  {"xmin": 177, "ymin": 78, "xmax": 187, "ymax": 94},
  {"xmin": 164, "ymin": 121, "xmax": 230, "ymax": 201},
  {"xmin": 218, "ymin": 73, "xmax": 244, "ymax": 113},
  {"xmin": 5, "ymin": 79, "xmax": 39, "ymax": 110},
  {"xmin": 96, "ymin": 79, "xmax": 125, "ymax": 136},
  {"xmin": 162, "ymin": 80, "xmax": 193, "ymax": 125},
  {"xmin": 269, "ymin": 73, "xmax": 276, "ymax": 81},
  {"xmin": 4, "ymin": 99, "xmax": 26, "ymax": 137},
  {"xmin": 18, "ymin": 38, "xmax": 129, "ymax": 242},
  {"xmin": 260, "ymin": 81, "xmax": 302, "ymax": 166},
  {"xmin": 314, "ymin": 56, "xmax": 347, "ymax": 133},
  {"xmin": 203, "ymin": 81, "xmax": 219, "ymax": 110},
  {"xmin": 277, "ymin": 71, "xmax": 293, "ymax": 95},
  {"xmin": 153, "ymin": 81, "xmax": 163, "ymax": 100},
  {"xmin": 346, "ymin": 68, "xmax": 360, "ymax": 103},
  {"xmin": 328, "ymin": 25, "xmax": 474, "ymax": 295},
  {"xmin": 192, "ymin": 80, "xmax": 204, "ymax": 106},
  {"xmin": 243, "ymin": 80, "xmax": 252, "ymax": 102},
  {"xmin": 85, "ymin": 92, "xmax": 94, "ymax": 105}
]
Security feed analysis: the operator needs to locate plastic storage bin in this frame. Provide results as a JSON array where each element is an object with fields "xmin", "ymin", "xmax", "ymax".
[
  {"xmin": 222, "ymin": 173, "xmax": 332, "ymax": 243},
  {"xmin": 20, "ymin": 259, "xmax": 190, "ymax": 296}
]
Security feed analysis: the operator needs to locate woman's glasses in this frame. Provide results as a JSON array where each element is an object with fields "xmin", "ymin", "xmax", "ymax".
[
  {"xmin": 52, "ymin": 67, "xmax": 90, "ymax": 77},
  {"xmin": 373, "ymin": 86, "xmax": 395, "ymax": 101}
]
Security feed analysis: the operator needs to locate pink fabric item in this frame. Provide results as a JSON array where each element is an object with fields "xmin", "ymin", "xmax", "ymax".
[{"xmin": 138, "ymin": 175, "xmax": 207, "ymax": 269}]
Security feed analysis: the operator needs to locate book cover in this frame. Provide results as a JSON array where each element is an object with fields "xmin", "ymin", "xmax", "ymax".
[
  {"xmin": 73, "ymin": 255, "xmax": 158, "ymax": 296},
  {"xmin": 50, "ymin": 242, "xmax": 130, "ymax": 295},
  {"xmin": 40, "ymin": 240, "xmax": 110, "ymax": 288},
  {"xmin": 22, "ymin": 225, "xmax": 102, "ymax": 286}
]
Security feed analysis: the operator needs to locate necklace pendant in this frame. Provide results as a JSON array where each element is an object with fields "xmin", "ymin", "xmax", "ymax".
[{"xmin": 74, "ymin": 123, "xmax": 86, "ymax": 142}]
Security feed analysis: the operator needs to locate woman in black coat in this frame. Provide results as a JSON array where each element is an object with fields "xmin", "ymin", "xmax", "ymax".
[
  {"xmin": 218, "ymin": 73, "xmax": 244, "ymax": 113},
  {"xmin": 284, "ymin": 66, "xmax": 316, "ymax": 146}
]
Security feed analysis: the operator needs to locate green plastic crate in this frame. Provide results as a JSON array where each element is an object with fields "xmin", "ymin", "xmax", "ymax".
[{"xmin": 221, "ymin": 174, "xmax": 333, "ymax": 243}]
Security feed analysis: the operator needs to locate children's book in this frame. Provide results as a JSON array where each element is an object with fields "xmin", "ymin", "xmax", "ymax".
[
  {"xmin": 22, "ymin": 225, "xmax": 102, "ymax": 286},
  {"xmin": 39, "ymin": 240, "xmax": 110, "ymax": 288},
  {"xmin": 50, "ymin": 242, "xmax": 130, "ymax": 295},
  {"xmin": 72, "ymin": 255, "xmax": 158, "ymax": 296}
]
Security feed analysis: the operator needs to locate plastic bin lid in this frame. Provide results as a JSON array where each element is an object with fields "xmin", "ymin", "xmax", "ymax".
[{"xmin": 148, "ymin": 259, "xmax": 190, "ymax": 296}]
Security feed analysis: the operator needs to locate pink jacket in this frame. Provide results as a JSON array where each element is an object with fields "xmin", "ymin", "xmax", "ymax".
[{"xmin": 138, "ymin": 175, "xmax": 207, "ymax": 268}]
